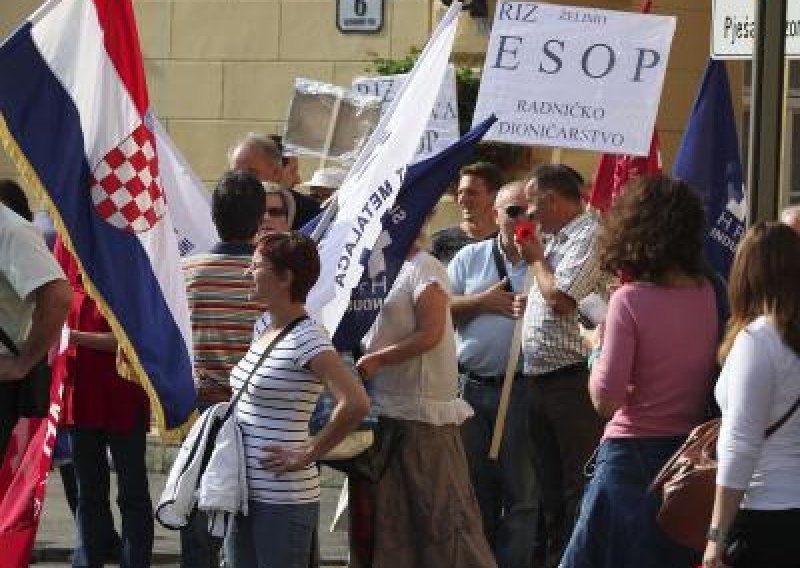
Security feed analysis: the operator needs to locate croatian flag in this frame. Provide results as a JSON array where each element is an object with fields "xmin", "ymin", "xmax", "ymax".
[{"xmin": 0, "ymin": 0, "xmax": 196, "ymax": 431}]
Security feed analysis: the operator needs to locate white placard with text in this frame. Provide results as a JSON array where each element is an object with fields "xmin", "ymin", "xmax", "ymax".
[
  {"xmin": 353, "ymin": 65, "xmax": 459, "ymax": 162},
  {"xmin": 472, "ymin": 2, "xmax": 675, "ymax": 156}
]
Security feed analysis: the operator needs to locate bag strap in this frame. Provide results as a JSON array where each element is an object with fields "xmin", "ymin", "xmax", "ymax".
[
  {"xmin": 0, "ymin": 324, "xmax": 20, "ymax": 355},
  {"xmin": 491, "ymin": 236, "xmax": 512, "ymax": 292},
  {"xmin": 222, "ymin": 315, "xmax": 307, "ymax": 421},
  {"xmin": 765, "ymin": 392, "xmax": 800, "ymax": 438}
]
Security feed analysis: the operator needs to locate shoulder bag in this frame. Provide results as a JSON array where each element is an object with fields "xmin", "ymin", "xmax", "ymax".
[{"xmin": 650, "ymin": 393, "xmax": 800, "ymax": 552}]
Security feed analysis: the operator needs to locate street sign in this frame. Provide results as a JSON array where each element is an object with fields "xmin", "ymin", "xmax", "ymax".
[
  {"xmin": 337, "ymin": 0, "xmax": 384, "ymax": 33},
  {"xmin": 712, "ymin": 0, "xmax": 800, "ymax": 59}
]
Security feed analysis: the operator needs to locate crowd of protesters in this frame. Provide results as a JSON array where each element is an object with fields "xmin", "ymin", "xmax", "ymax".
[{"xmin": 1, "ymin": 131, "xmax": 800, "ymax": 568}]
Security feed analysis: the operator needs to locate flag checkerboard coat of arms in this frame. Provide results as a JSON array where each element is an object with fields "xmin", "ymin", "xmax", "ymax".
[{"xmin": 90, "ymin": 122, "xmax": 167, "ymax": 232}]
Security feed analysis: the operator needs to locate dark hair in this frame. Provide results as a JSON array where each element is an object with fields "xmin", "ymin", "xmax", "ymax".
[
  {"xmin": 0, "ymin": 179, "xmax": 33, "ymax": 221},
  {"xmin": 212, "ymin": 171, "xmax": 266, "ymax": 242},
  {"xmin": 254, "ymin": 231, "xmax": 320, "ymax": 302},
  {"xmin": 599, "ymin": 174, "xmax": 706, "ymax": 284},
  {"xmin": 529, "ymin": 164, "xmax": 582, "ymax": 203},
  {"xmin": 459, "ymin": 162, "xmax": 504, "ymax": 194},
  {"xmin": 720, "ymin": 222, "xmax": 800, "ymax": 360},
  {"xmin": 561, "ymin": 164, "xmax": 585, "ymax": 188}
]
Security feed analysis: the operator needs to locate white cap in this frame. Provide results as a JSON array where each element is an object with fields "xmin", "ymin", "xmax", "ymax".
[{"xmin": 308, "ymin": 167, "xmax": 347, "ymax": 190}]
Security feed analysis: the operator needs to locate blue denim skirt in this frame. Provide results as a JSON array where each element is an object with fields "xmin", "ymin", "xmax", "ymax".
[{"xmin": 560, "ymin": 436, "xmax": 700, "ymax": 568}]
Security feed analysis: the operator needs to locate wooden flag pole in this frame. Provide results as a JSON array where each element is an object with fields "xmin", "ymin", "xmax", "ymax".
[{"xmin": 489, "ymin": 270, "xmax": 530, "ymax": 460}]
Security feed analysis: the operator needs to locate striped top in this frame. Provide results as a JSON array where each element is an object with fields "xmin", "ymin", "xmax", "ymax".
[
  {"xmin": 230, "ymin": 318, "xmax": 332, "ymax": 504},
  {"xmin": 182, "ymin": 245, "xmax": 265, "ymax": 401}
]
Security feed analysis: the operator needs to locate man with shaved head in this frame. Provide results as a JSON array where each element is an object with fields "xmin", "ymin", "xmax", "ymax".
[{"xmin": 448, "ymin": 181, "xmax": 538, "ymax": 567}]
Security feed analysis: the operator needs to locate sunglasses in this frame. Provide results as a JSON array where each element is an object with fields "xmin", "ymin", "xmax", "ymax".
[
  {"xmin": 265, "ymin": 207, "xmax": 288, "ymax": 218},
  {"xmin": 503, "ymin": 204, "xmax": 534, "ymax": 219}
]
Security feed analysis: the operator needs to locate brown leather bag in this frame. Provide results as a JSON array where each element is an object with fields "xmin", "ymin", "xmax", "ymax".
[
  {"xmin": 649, "ymin": 419, "xmax": 720, "ymax": 552},
  {"xmin": 651, "ymin": 395, "xmax": 800, "ymax": 553}
]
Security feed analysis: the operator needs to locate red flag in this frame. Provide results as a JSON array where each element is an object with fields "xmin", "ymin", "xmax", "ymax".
[
  {"xmin": 588, "ymin": 133, "xmax": 662, "ymax": 213},
  {"xmin": 587, "ymin": 0, "xmax": 661, "ymax": 213},
  {"xmin": 0, "ymin": 356, "xmax": 66, "ymax": 567}
]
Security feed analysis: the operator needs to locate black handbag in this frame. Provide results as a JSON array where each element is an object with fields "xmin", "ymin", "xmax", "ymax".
[{"xmin": 0, "ymin": 324, "xmax": 51, "ymax": 418}]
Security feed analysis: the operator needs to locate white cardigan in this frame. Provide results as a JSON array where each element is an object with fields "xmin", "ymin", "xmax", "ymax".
[
  {"xmin": 156, "ymin": 403, "xmax": 248, "ymax": 537},
  {"xmin": 716, "ymin": 316, "xmax": 800, "ymax": 510}
]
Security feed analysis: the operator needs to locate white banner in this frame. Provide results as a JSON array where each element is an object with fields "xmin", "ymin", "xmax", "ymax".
[
  {"xmin": 352, "ymin": 65, "xmax": 459, "ymax": 162},
  {"xmin": 712, "ymin": 0, "xmax": 800, "ymax": 59},
  {"xmin": 149, "ymin": 116, "xmax": 217, "ymax": 257},
  {"xmin": 472, "ymin": 2, "xmax": 675, "ymax": 156},
  {"xmin": 306, "ymin": 2, "xmax": 461, "ymax": 335}
]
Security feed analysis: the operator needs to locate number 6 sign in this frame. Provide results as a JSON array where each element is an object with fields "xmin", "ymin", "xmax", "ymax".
[{"xmin": 337, "ymin": 0, "xmax": 384, "ymax": 33}]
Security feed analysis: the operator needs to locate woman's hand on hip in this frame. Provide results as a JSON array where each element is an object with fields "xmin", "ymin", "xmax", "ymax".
[{"xmin": 261, "ymin": 444, "xmax": 312, "ymax": 474}]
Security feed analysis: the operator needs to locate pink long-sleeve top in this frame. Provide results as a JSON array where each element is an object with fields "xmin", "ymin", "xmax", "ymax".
[{"xmin": 591, "ymin": 281, "xmax": 718, "ymax": 439}]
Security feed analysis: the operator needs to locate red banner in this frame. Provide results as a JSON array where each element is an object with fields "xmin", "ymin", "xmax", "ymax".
[
  {"xmin": 588, "ymin": 132, "xmax": 662, "ymax": 213},
  {"xmin": 0, "ymin": 357, "xmax": 65, "ymax": 568}
]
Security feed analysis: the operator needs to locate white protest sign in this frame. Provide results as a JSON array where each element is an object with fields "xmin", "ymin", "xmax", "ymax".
[
  {"xmin": 305, "ymin": 2, "xmax": 461, "ymax": 335},
  {"xmin": 472, "ymin": 2, "xmax": 675, "ymax": 156},
  {"xmin": 352, "ymin": 65, "xmax": 459, "ymax": 162},
  {"xmin": 712, "ymin": 0, "xmax": 800, "ymax": 59}
]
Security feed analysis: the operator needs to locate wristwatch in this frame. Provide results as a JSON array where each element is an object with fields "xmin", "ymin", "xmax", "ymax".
[{"xmin": 706, "ymin": 527, "xmax": 729, "ymax": 543}]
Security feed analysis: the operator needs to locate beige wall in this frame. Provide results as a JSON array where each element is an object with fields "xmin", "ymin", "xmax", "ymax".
[{"xmin": 1, "ymin": 1, "xmax": 735, "ymax": 199}]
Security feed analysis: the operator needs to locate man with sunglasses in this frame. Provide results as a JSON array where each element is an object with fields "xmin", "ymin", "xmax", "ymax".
[
  {"xmin": 431, "ymin": 162, "xmax": 503, "ymax": 264},
  {"xmin": 448, "ymin": 181, "xmax": 538, "ymax": 568},
  {"xmin": 515, "ymin": 164, "xmax": 605, "ymax": 568}
]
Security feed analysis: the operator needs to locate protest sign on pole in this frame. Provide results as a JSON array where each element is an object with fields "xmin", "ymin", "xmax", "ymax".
[
  {"xmin": 472, "ymin": 2, "xmax": 675, "ymax": 156},
  {"xmin": 283, "ymin": 78, "xmax": 382, "ymax": 164},
  {"xmin": 352, "ymin": 65, "xmax": 459, "ymax": 162}
]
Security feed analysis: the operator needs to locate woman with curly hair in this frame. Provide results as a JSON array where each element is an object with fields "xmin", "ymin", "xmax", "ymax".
[
  {"xmin": 560, "ymin": 175, "xmax": 718, "ymax": 567},
  {"xmin": 703, "ymin": 223, "xmax": 800, "ymax": 568}
]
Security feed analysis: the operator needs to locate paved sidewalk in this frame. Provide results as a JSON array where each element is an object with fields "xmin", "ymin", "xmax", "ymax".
[{"xmin": 33, "ymin": 466, "xmax": 349, "ymax": 567}]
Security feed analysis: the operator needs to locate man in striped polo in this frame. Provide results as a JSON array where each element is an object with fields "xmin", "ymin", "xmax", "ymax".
[{"xmin": 179, "ymin": 170, "xmax": 268, "ymax": 568}]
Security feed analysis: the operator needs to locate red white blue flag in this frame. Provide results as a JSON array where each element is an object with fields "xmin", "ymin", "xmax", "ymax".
[{"xmin": 0, "ymin": 0, "xmax": 196, "ymax": 432}]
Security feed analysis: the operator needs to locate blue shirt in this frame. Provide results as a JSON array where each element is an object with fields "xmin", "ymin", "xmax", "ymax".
[{"xmin": 448, "ymin": 236, "xmax": 527, "ymax": 376}]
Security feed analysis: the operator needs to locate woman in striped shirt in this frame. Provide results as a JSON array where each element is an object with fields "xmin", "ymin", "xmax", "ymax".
[{"xmin": 224, "ymin": 231, "xmax": 370, "ymax": 568}]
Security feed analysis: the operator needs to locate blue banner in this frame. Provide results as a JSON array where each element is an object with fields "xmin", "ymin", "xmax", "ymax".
[{"xmin": 673, "ymin": 60, "xmax": 746, "ymax": 279}]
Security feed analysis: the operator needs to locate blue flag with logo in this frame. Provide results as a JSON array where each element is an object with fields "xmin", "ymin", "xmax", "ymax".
[
  {"xmin": 673, "ymin": 60, "xmax": 746, "ymax": 279},
  {"xmin": 302, "ymin": 115, "xmax": 496, "ymax": 352}
]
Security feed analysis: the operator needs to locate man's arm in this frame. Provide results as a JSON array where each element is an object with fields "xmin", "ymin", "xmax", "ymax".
[
  {"xmin": 517, "ymin": 235, "xmax": 576, "ymax": 315},
  {"xmin": 0, "ymin": 279, "xmax": 72, "ymax": 381}
]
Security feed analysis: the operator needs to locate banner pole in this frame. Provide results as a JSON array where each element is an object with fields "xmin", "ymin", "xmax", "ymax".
[{"xmin": 489, "ymin": 271, "xmax": 530, "ymax": 460}]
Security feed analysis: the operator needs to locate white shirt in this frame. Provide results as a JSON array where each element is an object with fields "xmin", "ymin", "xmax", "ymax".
[
  {"xmin": 362, "ymin": 251, "xmax": 472, "ymax": 425},
  {"xmin": 0, "ymin": 205, "xmax": 65, "ymax": 353},
  {"xmin": 716, "ymin": 316, "xmax": 800, "ymax": 509},
  {"xmin": 231, "ymin": 318, "xmax": 331, "ymax": 504}
]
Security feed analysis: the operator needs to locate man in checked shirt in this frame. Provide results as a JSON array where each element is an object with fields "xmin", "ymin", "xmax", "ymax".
[{"xmin": 515, "ymin": 164, "xmax": 605, "ymax": 568}]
